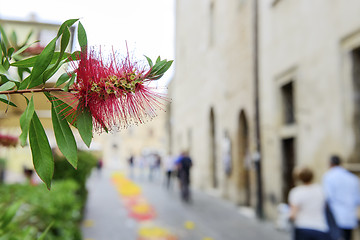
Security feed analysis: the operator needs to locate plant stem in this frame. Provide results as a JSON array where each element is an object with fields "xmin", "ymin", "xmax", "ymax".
[{"xmin": 0, "ymin": 88, "xmax": 73, "ymax": 95}]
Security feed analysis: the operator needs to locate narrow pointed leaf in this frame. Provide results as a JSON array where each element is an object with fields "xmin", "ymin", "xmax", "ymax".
[
  {"xmin": 57, "ymin": 19, "xmax": 79, "ymax": 38},
  {"xmin": 0, "ymin": 201, "xmax": 22, "ymax": 229},
  {"xmin": 150, "ymin": 60, "xmax": 167, "ymax": 74},
  {"xmin": 0, "ymin": 94, "xmax": 17, "ymax": 107},
  {"xmin": 78, "ymin": 21, "xmax": 87, "ymax": 48},
  {"xmin": 0, "ymin": 25, "xmax": 9, "ymax": 49},
  {"xmin": 51, "ymin": 100, "xmax": 78, "ymax": 168},
  {"xmin": 144, "ymin": 55, "xmax": 153, "ymax": 67},
  {"xmin": 0, "ymin": 64, "xmax": 7, "ymax": 74},
  {"xmin": 19, "ymin": 96, "xmax": 34, "ymax": 146},
  {"xmin": 29, "ymin": 112, "xmax": 54, "ymax": 189},
  {"xmin": 10, "ymin": 55, "xmax": 38, "ymax": 68},
  {"xmin": 12, "ymin": 40, "xmax": 40, "ymax": 58},
  {"xmin": 77, "ymin": 106, "xmax": 93, "ymax": 147},
  {"xmin": 38, "ymin": 221, "xmax": 54, "ymax": 240},
  {"xmin": 7, "ymin": 47, "xmax": 14, "ymax": 58},
  {"xmin": 19, "ymin": 75, "xmax": 31, "ymax": 90},
  {"xmin": 43, "ymin": 27, "xmax": 70, "ymax": 81},
  {"xmin": 11, "ymin": 51, "xmax": 78, "ymax": 68},
  {"xmin": 28, "ymin": 37, "xmax": 56, "ymax": 88},
  {"xmin": 55, "ymin": 72, "xmax": 71, "ymax": 87},
  {"xmin": 0, "ymin": 81, "xmax": 15, "ymax": 91},
  {"xmin": 153, "ymin": 60, "xmax": 173, "ymax": 75},
  {"xmin": 23, "ymin": 30, "xmax": 34, "ymax": 45},
  {"xmin": 48, "ymin": 92, "xmax": 78, "ymax": 127},
  {"xmin": 63, "ymin": 75, "xmax": 75, "ymax": 92}
]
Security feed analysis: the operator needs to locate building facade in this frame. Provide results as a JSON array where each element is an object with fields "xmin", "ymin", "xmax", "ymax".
[
  {"xmin": 169, "ymin": 0, "xmax": 259, "ymax": 209},
  {"xmin": 169, "ymin": 0, "xmax": 360, "ymax": 224},
  {"xmin": 260, "ymin": 0, "xmax": 360, "ymax": 219}
]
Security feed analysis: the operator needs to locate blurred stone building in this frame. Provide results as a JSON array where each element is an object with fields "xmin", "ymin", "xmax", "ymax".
[
  {"xmin": 168, "ymin": 0, "xmax": 258, "ymax": 209},
  {"xmin": 168, "ymin": 0, "xmax": 360, "ymax": 222},
  {"xmin": 260, "ymin": 0, "xmax": 360, "ymax": 219}
]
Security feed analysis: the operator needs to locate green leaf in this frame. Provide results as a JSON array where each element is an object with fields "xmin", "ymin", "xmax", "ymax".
[
  {"xmin": 156, "ymin": 56, "xmax": 161, "ymax": 63},
  {"xmin": 1, "ymin": 40, "xmax": 6, "ymax": 56},
  {"xmin": 0, "ymin": 25, "xmax": 10, "ymax": 49},
  {"xmin": 12, "ymin": 51, "xmax": 80, "ymax": 69},
  {"xmin": 57, "ymin": 19, "xmax": 79, "ymax": 38},
  {"xmin": 0, "ymin": 201, "xmax": 22, "ymax": 229},
  {"xmin": 19, "ymin": 76, "xmax": 31, "ymax": 90},
  {"xmin": 48, "ymin": 93, "xmax": 77, "ymax": 128},
  {"xmin": 11, "ymin": 40, "xmax": 40, "ymax": 58},
  {"xmin": 0, "ymin": 95, "xmax": 17, "ymax": 107},
  {"xmin": 19, "ymin": 96, "xmax": 34, "ymax": 146},
  {"xmin": 42, "ymin": 59, "xmax": 67, "ymax": 83},
  {"xmin": 51, "ymin": 99, "xmax": 78, "ymax": 169},
  {"xmin": 144, "ymin": 55, "xmax": 153, "ymax": 67},
  {"xmin": 29, "ymin": 112, "xmax": 54, "ymax": 190},
  {"xmin": 150, "ymin": 59, "xmax": 167, "ymax": 74},
  {"xmin": 23, "ymin": 30, "xmax": 34, "ymax": 46},
  {"xmin": 63, "ymin": 75, "xmax": 75, "ymax": 91},
  {"xmin": 3, "ymin": 57, "xmax": 10, "ymax": 70},
  {"xmin": 43, "ymin": 27, "xmax": 71, "ymax": 81},
  {"xmin": 10, "ymin": 30, "xmax": 18, "ymax": 48},
  {"xmin": 10, "ymin": 55, "xmax": 38, "ymax": 68},
  {"xmin": 0, "ymin": 81, "xmax": 15, "ymax": 91},
  {"xmin": 0, "ymin": 64, "xmax": 6, "ymax": 74},
  {"xmin": 55, "ymin": 72, "xmax": 71, "ymax": 87},
  {"xmin": 78, "ymin": 21, "xmax": 87, "ymax": 48},
  {"xmin": 28, "ymin": 37, "xmax": 57, "ymax": 88},
  {"xmin": 153, "ymin": 60, "xmax": 173, "ymax": 75},
  {"xmin": 7, "ymin": 47, "xmax": 14, "ymax": 58},
  {"xmin": 76, "ymin": 106, "xmax": 93, "ymax": 147},
  {"xmin": 38, "ymin": 221, "xmax": 54, "ymax": 240}
]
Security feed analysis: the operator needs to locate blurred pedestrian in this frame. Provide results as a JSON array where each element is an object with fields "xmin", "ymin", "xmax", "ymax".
[
  {"xmin": 176, "ymin": 151, "xmax": 193, "ymax": 202},
  {"xmin": 289, "ymin": 167, "xmax": 330, "ymax": 240},
  {"xmin": 164, "ymin": 155, "xmax": 176, "ymax": 190},
  {"xmin": 96, "ymin": 159, "xmax": 103, "ymax": 176},
  {"xmin": 128, "ymin": 155, "xmax": 135, "ymax": 179},
  {"xmin": 323, "ymin": 155, "xmax": 360, "ymax": 240}
]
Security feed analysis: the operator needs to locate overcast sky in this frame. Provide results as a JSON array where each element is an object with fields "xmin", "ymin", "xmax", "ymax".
[{"xmin": 0, "ymin": 0, "xmax": 175, "ymax": 85}]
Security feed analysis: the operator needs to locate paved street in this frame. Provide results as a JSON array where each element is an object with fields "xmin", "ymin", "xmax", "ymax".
[{"xmin": 82, "ymin": 168, "xmax": 290, "ymax": 240}]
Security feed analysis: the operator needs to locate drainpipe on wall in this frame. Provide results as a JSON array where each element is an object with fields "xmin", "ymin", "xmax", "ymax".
[{"xmin": 253, "ymin": 0, "xmax": 264, "ymax": 219}]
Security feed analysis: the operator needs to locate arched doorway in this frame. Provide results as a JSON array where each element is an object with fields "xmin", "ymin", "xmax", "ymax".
[
  {"xmin": 238, "ymin": 110, "xmax": 251, "ymax": 206},
  {"xmin": 210, "ymin": 108, "xmax": 218, "ymax": 188}
]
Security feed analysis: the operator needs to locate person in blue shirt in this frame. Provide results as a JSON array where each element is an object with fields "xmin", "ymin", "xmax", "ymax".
[{"xmin": 323, "ymin": 155, "xmax": 360, "ymax": 240}]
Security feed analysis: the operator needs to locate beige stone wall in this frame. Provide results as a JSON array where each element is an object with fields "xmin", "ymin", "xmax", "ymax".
[
  {"xmin": 169, "ymin": 0, "xmax": 258, "ymax": 208},
  {"xmin": 260, "ymin": 0, "xmax": 360, "ymax": 219},
  {"xmin": 170, "ymin": 0, "xmax": 360, "ymax": 223}
]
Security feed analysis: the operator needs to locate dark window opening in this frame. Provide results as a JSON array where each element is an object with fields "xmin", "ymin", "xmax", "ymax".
[
  {"xmin": 281, "ymin": 81, "xmax": 295, "ymax": 124},
  {"xmin": 281, "ymin": 137, "xmax": 296, "ymax": 203},
  {"xmin": 350, "ymin": 47, "xmax": 360, "ymax": 162}
]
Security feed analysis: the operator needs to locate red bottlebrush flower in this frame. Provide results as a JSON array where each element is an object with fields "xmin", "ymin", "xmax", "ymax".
[{"xmin": 68, "ymin": 47, "xmax": 170, "ymax": 132}]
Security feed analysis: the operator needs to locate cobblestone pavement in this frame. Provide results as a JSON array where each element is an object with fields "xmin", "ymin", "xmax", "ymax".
[{"xmin": 81, "ymin": 168, "xmax": 290, "ymax": 240}]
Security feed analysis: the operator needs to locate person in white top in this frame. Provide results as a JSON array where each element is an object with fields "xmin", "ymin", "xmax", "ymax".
[{"xmin": 289, "ymin": 167, "xmax": 330, "ymax": 240}]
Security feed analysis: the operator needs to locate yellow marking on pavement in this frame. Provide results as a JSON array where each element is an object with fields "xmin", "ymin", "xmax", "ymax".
[
  {"xmin": 111, "ymin": 171, "xmax": 177, "ymax": 239},
  {"xmin": 138, "ymin": 225, "xmax": 177, "ymax": 239},
  {"xmin": 132, "ymin": 202, "xmax": 152, "ymax": 214},
  {"xmin": 83, "ymin": 219, "xmax": 94, "ymax": 228},
  {"xmin": 202, "ymin": 238, "xmax": 214, "ymax": 240},
  {"xmin": 184, "ymin": 221, "xmax": 195, "ymax": 230}
]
